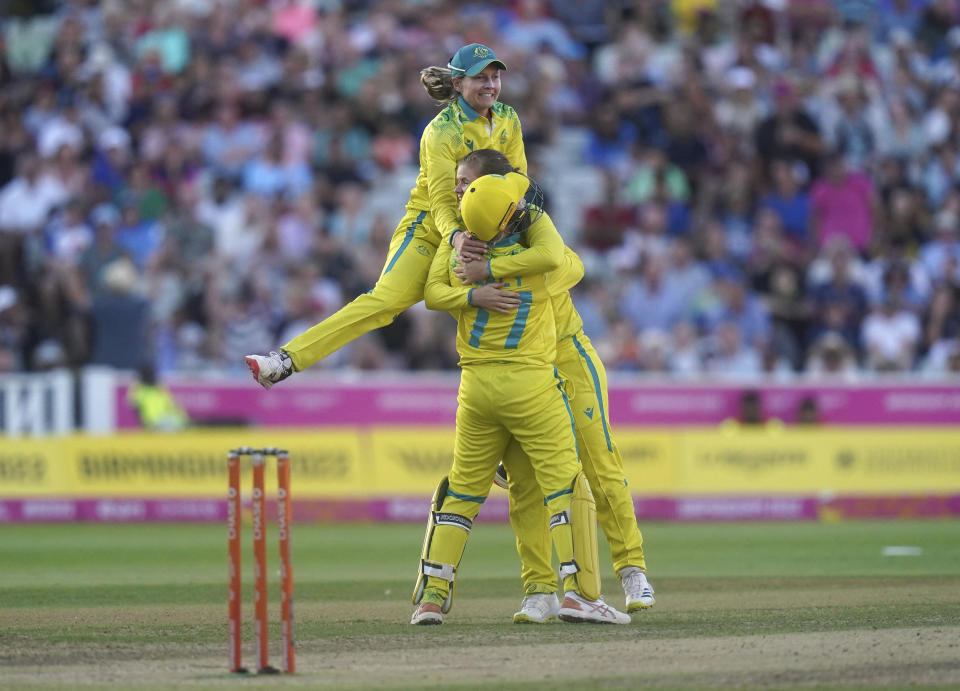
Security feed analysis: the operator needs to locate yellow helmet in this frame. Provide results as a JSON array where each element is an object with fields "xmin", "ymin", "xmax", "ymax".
[{"xmin": 459, "ymin": 172, "xmax": 531, "ymax": 242}]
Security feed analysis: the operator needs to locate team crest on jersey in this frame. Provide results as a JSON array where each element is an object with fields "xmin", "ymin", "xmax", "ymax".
[
  {"xmin": 584, "ymin": 407, "xmax": 594, "ymax": 419},
  {"xmin": 415, "ymin": 244, "xmax": 431, "ymax": 256},
  {"xmin": 499, "ymin": 130, "xmax": 508, "ymax": 145},
  {"xmin": 464, "ymin": 138, "xmax": 474, "ymax": 151},
  {"xmin": 474, "ymin": 45, "xmax": 491, "ymax": 58}
]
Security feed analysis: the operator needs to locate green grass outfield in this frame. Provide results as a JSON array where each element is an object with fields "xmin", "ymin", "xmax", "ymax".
[{"xmin": 2, "ymin": 520, "xmax": 960, "ymax": 689}]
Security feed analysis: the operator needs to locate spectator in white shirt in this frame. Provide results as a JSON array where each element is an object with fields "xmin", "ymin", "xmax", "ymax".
[
  {"xmin": 0, "ymin": 153, "xmax": 69, "ymax": 235},
  {"xmin": 861, "ymin": 295, "xmax": 922, "ymax": 371}
]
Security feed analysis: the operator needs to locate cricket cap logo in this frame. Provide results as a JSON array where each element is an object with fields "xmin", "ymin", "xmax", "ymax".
[{"xmin": 448, "ymin": 43, "xmax": 507, "ymax": 77}]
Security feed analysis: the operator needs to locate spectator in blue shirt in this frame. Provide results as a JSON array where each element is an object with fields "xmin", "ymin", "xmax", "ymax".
[
  {"xmin": 760, "ymin": 158, "xmax": 811, "ymax": 248},
  {"xmin": 243, "ymin": 132, "xmax": 313, "ymax": 200},
  {"xmin": 114, "ymin": 202, "xmax": 164, "ymax": 270}
]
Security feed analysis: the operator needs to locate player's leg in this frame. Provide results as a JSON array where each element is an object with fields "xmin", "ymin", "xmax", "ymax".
[
  {"xmin": 500, "ymin": 364, "xmax": 629, "ymax": 624},
  {"xmin": 559, "ymin": 332, "xmax": 654, "ymax": 610},
  {"xmin": 246, "ymin": 210, "xmax": 437, "ymax": 386},
  {"xmin": 501, "ymin": 438, "xmax": 559, "ymax": 623},
  {"xmin": 411, "ymin": 367, "xmax": 508, "ymax": 624}
]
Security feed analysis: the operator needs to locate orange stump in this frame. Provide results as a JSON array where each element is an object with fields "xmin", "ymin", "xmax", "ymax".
[
  {"xmin": 228, "ymin": 447, "xmax": 294, "ymax": 675},
  {"xmin": 277, "ymin": 451, "xmax": 295, "ymax": 673},
  {"xmin": 251, "ymin": 450, "xmax": 271, "ymax": 673},
  {"xmin": 227, "ymin": 451, "xmax": 244, "ymax": 674}
]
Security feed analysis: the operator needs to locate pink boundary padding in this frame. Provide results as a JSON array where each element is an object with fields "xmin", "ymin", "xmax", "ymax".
[
  {"xmin": 2, "ymin": 494, "xmax": 959, "ymax": 522},
  {"xmin": 115, "ymin": 381, "xmax": 960, "ymax": 428}
]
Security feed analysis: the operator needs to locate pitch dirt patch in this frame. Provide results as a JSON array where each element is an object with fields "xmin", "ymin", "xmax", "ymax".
[{"xmin": 1, "ymin": 626, "xmax": 959, "ymax": 688}]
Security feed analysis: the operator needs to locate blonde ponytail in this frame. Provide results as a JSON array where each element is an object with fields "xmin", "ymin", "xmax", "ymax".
[{"xmin": 420, "ymin": 66, "xmax": 458, "ymax": 105}]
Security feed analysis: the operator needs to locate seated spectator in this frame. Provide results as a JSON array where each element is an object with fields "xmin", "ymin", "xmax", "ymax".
[
  {"xmin": 91, "ymin": 127, "xmax": 132, "ymax": 197},
  {"xmin": 667, "ymin": 320, "xmax": 703, "ymax": 376},
  {"xmin": 594, "ymin": 318, "xmax": 642, "ymax": 372},
  {"xmin": 919, "ymin": 210, "xmax": 960, "ymax": 284},
  {"xmin": 243, "ymin": 131, "xmax": 313, "ymax": 200},
  {"xmin": 618, "ymin": 254, "xmax": 690, "ymax": 333},
  {"xmin": 502, "ymin": 0, "xmax": 586, "ymax": 59},
  {"xmin": 716, "ymin": 160, "xmax": 755, "ymax": 260},
  {"xmin": 703, "ymin": 321, "xmax": 762, "ymax": 377},
  {"xmin": 667, "ymin": 236, "xmax": 710, "ymax": 303},
  {"xmin": 810, "ymin": 152, "xmax": 879, "ymax": 254},
  {"xmin": 695, "ymin": 265, "xmax": 772, "ymax": 351},
  {"xmin": 580, "ymin": 170, "xmax": 639, "ymax": 252},
  {"xmin": 80, "ymin": 204, "xmax": 125, "ymax": 292},
  {"xmin": 45, "ymin": 198, "xmax": 92, "ymax": 266},
  {"xmin": 759, "ymin": 158, "xmax": 811, "ymax": 250},
  {"xmin": 754, "ymin": 78, "xmax": 826, "ymax": 182},
  {"xmin": 823, "ymin": 75, "xmax": 883, "ymax": 172},
  {"xmin": 202, "ymin": 102, "xmax": 263, "ymax": 181},
  {"xmin": 807, "ymin": 239, "xmax": 869, "ymax": 352},
  {"xmin": 861, "ymin": 295, "xmax": 922, "ymax": 371},
  {"xmin": 0, "ymin": 285, "xmax": 25, "ymax": 371},
  {"xmin": 114, "ymin": 201, "xmax": 164, "ymax": 270},
  {"xmin": 920, "ymin": 283, "xmax": 960, "ymax": 356},
  {"xmin": 714, "ymin": 66, "xmax": 766, "ymax": 149},
  {"xmin": 758, "ymin": 262, "xmax": 811, "ymax": 370},
  {"xmin": 637, "ymin": 328, "xmax": 672, "ymax": 373},
  {"xmin": 624, "ymin": 145, "xmax": 690, "ymax": 206},
  {"xmin": 0, "ymin": 150, "xmax": 69, "ymax": 236},
  {"xmin": 921, "ymin": 337, "xmax": 960, "ymax": 376},
  {"xmin": 584, "ymin": 104, "xmax": 636, "ymax": 173},
  {"xmin": 804, "ymin": 330, "xmax": 861, "ymax": 381},
  {"xmin": 881, "ymin": 186, "xmax": 928, "ymax": 253},
  {"xmin": 121, "ymin": 162, "xmax": 169, "ymax": 221},
  {"xmin": 872, "ymin": 261, "xmax": 927, "ymax": 314}
]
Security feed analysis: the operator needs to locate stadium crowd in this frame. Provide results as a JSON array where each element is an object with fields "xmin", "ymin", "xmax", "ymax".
[{"xmin": 1, "ymin": 0, "xmax": 959, "ymax": 379}]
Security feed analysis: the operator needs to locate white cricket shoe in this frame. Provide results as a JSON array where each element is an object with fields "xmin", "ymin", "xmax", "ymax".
[
  {"xmin": 513, "ymin": 592, "xmax": 560, "ymax": 623},
  {"xmin": 410, "ymin": 602, "xmax": 443, "ymax": 625},
  {"xmin": 558, "ymin": 591, "xmax": 630, "ymax": 625},
  {"xmin": 619, "ymin": 566, "xmax": 655, "ymax": 612},
  {"xmin": 245, "ymin": 351, "xmax": 294, "ymax": 390}
]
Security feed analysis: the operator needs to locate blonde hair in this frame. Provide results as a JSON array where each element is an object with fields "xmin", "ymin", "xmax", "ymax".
[{"xmin": 420, "ymin": 66, "xmax": 459, "ymax": 105}]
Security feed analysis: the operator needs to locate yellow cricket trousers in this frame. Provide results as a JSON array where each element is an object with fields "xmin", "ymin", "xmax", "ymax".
[
  {"xmin": 422, "ymin": 362, "xmax": 582, "ymax": 601},
  {"xmin": 504, "ymin": 331, "xmax": 647, "ymax": 594},
  {"xmin": 283, "ymin": 208, "xmax": 438, "ymax": 370}
]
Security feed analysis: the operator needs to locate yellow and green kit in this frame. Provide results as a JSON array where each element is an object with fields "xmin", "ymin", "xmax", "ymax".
[
  {"xmin": 282, "ymin": 96, "xmax": 526, "ymax": 371},
  {"xmin": 482, "ymin": 239, "xmax": 647, "ymax": 594},
  {"xmin": 412, "ymin": 213, "xmax": 600, "ymax": 612}
]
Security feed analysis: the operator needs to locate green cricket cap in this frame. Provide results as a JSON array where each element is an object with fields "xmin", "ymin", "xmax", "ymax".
[{"xmin": 448, "ymin": 43, "xmax": 507, "ymax": 77}]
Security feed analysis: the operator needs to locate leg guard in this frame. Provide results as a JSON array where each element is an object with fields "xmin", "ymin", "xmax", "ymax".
[
  {"xmin": 412, "ymin": 476, "xmax": 473, "ymax": 613},
  {"xmin": 551, "ymin": 472, "xmax": 601, "ymax": 601}
]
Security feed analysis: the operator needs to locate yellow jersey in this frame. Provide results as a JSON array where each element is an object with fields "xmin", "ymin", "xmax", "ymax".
[
  {"xmin": 545, "ymin": 249, "xmax": 585, "ymax": 342},
  {"xmin": 409, "ymin": 96, "xmax": 526, "ymax": 246},
  {"xmin": 425, "ymin": 212, "xmax": 586, "ymax": 367}
]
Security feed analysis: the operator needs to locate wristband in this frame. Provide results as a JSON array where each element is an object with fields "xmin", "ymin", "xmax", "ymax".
[
  {"xmin": 449, "ymin": 228, "xmax": 464, "ymax": 247},
  {"xmin": 467, "ymin": 287, "xmax": 474, "ymax": 306}
]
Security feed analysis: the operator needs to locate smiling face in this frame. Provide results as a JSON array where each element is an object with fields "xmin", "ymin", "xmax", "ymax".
[
  {"xmin": 455, "ymin": 159, "xmax": 482, "ymax": 201},
  {"xmin": 452, "ymin": 64, "xmax": 501, "ymax": 117}
]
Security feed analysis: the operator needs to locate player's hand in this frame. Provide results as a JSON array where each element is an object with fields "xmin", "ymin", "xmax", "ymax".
[
  {"xmin": 454, "ymin": 259, "xmax": 491, "ymax": 284},
  {"xmin": 469, "ymin": 283, "xmax": 520, "ymax": 313},
  {"xmin": 453, "ymin": 231, "xmax": 488, "ymax": 263}
]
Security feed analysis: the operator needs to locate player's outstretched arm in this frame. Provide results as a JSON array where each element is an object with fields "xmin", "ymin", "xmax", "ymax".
[
  {"xmin": 546, "ymin": 246, "xmax": 585, "ymax": 297},
  {"xmin": 424, "ymin": 241, "xmax": 470, "ymax": 312},
  {"xmin": 486, "ymin": 212, "xmax": 564, "ymax": 280}
]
